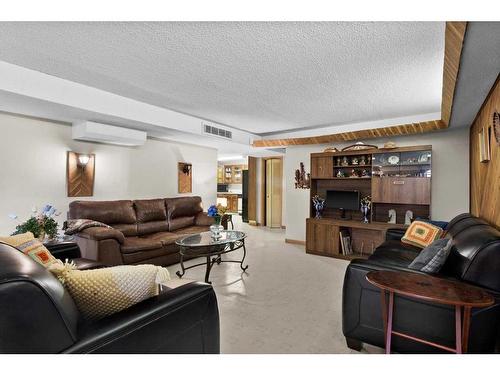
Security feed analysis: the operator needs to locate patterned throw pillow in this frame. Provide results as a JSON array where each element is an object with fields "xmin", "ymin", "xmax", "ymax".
[
  {"xmin": 408, "ymin": 238, "xmax": 453, "ymax": 273},
  {"xmin": 401, "ymin": 220, "xmax": 444, "ymax": 249},
  {"xmin": 49, "ymin": 262, "xmax": 171, "ymax": 320},
  {"xmin": 0, "ymin": 232, "xmax": 57, "ymax": 267}
]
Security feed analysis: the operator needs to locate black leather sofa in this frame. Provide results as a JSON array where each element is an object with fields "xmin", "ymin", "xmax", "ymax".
[
  {"xmin": 343, "ymin": 213, "xmax": 500, "ymax": 353},
  {"xmin": 0, "ymin": 242, "xmax": 220, "ymax": 353}
]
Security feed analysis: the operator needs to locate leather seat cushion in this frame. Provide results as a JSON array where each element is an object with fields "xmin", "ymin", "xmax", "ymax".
[
  {"xmin": 142, "ymin": 231, "xmax": 183, "ymax": 246},
  {"xmin": 368, "ymin": 240, "xmax": 421, "ymax": 267},
  {"xmin": 173, "ymin": 226, "xmax": 210, "ymax": 236},
  {"xmin": 121, "ymin": 237, "xmax": 163, "ymax": 254}
]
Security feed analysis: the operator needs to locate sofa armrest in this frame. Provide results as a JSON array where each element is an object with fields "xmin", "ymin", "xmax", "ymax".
[
  {"xmin": 75, "ymin": 227, "xmax": 125, "ymax": 244},
  {"xmin": 195, "ymin": 212, "xmax": 215, "ymax": 226},
  {"xmin": 385, "ymin": 228, "xmax": 407, "ymax": 241},
  {"xmin": 64, "ymin": 282, "xmax": 220, "ymax": 354}
]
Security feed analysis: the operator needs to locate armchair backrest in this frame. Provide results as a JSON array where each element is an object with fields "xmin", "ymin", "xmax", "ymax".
[
  {"xmin": 0, "ymin": 243, "xmax": 79, "ymax": 353},
  {"xmin": 441, "ymin": 213, "xmax": 500, "ymax": 292}
]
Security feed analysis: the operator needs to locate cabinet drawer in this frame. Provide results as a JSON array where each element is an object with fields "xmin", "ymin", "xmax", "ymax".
[{"xmin": 372, "ymin": 177, "xmax": 430, "ymax": 204}]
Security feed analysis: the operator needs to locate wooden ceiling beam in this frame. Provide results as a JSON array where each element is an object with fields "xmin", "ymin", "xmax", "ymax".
[{"xmin": 252, "ymin": 22, "xmax": 467, "ymax": 148}]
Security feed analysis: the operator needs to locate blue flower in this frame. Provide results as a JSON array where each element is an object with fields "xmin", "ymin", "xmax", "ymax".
[
  {"xmin": 207, "ymin": 205, "xmax": 218, "ymax": 217},
  {"xmin": 41, "ymin": 204, "xmax": 52, "ymax": 214}
]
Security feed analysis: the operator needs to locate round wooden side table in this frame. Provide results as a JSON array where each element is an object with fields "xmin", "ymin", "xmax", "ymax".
[{"xmin": 366, "ymin": 270, "xmax": 494, "ymax": 354}]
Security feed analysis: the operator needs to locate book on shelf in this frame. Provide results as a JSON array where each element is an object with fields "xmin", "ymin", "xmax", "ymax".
[{"xmin": 339, "ymin": 230, "xmax": 352, "ymax": 255}]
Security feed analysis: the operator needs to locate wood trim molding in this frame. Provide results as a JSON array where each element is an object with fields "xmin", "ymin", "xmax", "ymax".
[
  {"xmin": 252, "ymin": 22, "xmax": 467, "ymax": 148},
  {"xmin": 285, "ymin": 238, "xmax": 306, "ymax": 246},
  {"xmin": 441, "ymin": 22, "xmax": 468, "ymax": 126}
]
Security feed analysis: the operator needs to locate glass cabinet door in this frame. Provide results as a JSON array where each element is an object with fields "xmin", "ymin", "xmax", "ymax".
[
  {"xmin": 372, "ymin": 152, "xmax": 401, "ymax": 177},
  {"xmin": 372, "ymin": 150, "xmax": 431, "ymax": 178}
]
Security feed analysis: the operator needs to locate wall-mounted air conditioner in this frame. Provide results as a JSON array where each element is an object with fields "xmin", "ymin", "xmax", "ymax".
[{"xmin": 72, "ymin": 121, "xmax": 147, "ymax": 146}]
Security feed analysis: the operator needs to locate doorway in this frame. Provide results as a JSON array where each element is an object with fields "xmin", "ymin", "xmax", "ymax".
[{"xmin": 263, "ymin": 157, "xmax": 283, "ymax": 228}]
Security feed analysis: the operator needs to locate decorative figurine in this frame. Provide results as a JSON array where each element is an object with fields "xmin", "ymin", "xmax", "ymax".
[
  {"xmin": 359, "ymin": 155, "xmax": 366, "ymax": 165},
  {"xmin": 336, "ymin": 157, "xmax": 342, "ymax": 166},
  {"xmin": 405, "ymin": 210, "xmax": 414, "ymax": 225},
  {"xmin": 388, "ymin": 209, "xmax": 397, "ymax": 224},
  {"xmin": 312, "ymin": 195, "xmax": 326, "ymax": 219},
  {"xmin": 361, "ymin": 169, "xmax": 370, "ymax": 177},
  {"xmin": 351, "ymin": 157, "xmax": 359, "ymax": 165},
  {"xmin": 350, "ymin": 169, "xmax": 359, "ymax": 178},
  {"xmin": 294, "ymin": 162, "xmax": 310, "ymax": 189},
  {"xmin": 336, "ymin": 170, "xmax": 346, "ymax": 178},
  {"xmin": 341, "ymin": 156, "xmax": 349, "ymax": 166},
  {"xmin": 360, "ymin": 196, "xmax": 371, "ymax": 224}
]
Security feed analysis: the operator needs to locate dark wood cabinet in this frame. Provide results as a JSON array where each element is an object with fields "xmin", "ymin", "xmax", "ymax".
[
  {"xmin": 311, "ymin": 156, "xmax": 334, "ymax": 179},
  {"xmin": 306, "ymin": 219, "xmax": 339, "ymax": 256},
  {"xmin": 372, "ymin": 177, "xmax": 431, "ymax": 205}
]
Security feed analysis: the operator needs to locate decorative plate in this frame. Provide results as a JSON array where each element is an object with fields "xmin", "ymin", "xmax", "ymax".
[
  {"xmin": 494, "ymin": 111, "xmax": 500, "ymax": 144},
  {"xmin": 388, "ymin": 155, "xmax": 399, "ymax": 165}
]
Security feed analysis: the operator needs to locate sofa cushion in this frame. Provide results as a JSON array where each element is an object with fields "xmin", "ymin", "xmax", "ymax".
[
  {"xmin": 368, "ymin": 240, "xmax": 421, "ymax": 268},
  {"xmin": 166, "ymin": 197, "xmax": 203, "ymax": 220},
  {"xmin": 172, "ymin": 226, "xmax": 210, "ymax": 236},
  {"xmin": 121, "ymin": 237, "xmax": 163, "ymax": 254},
  {"xmin": 134, "ymin": 199, "xmax": 169, "ymax": 235},
  {"xmin": 169, "ymin": 216, "xmax": 195, "ymax": 231},
  {"xmin": 69, "ymin": 200, "xmax": 137, "ymax": 225},
  {"xmin": 408, "ymin": 238, "xmax": 453, "ymax": 273}
]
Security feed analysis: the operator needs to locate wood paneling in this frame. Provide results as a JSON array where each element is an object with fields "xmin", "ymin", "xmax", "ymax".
[
  {"xmin": 442, "ymin": 22, "xmax": 468, "ymax": 126},
  {"xmin": 253, "ymin": 120, "xmax": 446, "ymax": 147},
  {"xmin": 67, "ymin": 151, "xmax": 95, "ymax": 197},
  {"xmin": 470, "ymin": 76, "xmax": 500, "ymax": 228},
  {"xmin": 252, "ymin": 22, "xmax": 467, "ymax": 147},
  {"xmin": 247, "ymin": 156, "xmax": 257, "ymax": 224},
  {"xmin": 178, "ymin": 162, "xmax": 192, "ymax": 193}
]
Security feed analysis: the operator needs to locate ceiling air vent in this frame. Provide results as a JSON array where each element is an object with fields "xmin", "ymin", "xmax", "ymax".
[{"xmin": 202, "ymin": 122, "xmax": 232, "ymax": 139}]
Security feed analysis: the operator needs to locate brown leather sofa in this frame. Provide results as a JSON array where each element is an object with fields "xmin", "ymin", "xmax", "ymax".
[{"xmin": 68, "ymin": 196, "xmax": 215, "ymax": 266}]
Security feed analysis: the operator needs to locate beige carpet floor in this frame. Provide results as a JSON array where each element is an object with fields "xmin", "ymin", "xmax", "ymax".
[{"xmin": 167, "ymin": 216, "xmax": 382, "ymax": 354}]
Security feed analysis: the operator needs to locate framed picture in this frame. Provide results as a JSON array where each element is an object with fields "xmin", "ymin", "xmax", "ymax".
[{"xmin": 478, "ymin": 126, "xmax": 491, "ymax": 163}]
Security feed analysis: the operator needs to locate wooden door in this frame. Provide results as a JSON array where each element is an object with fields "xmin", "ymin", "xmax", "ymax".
[
  {"xmin": 311, "ymin": 156, "xmax": 333, "ymax": 178},
  {"xmin": 372, "ymin": 177, "xmax": 431, "ymax": 204},
  {"xmin": 306, "ymin": 219, "xmax": 339, "ymax": 256},
  {"xmin": 217, "ymin": 166, "xmax": 224, "ymax": 184},
  {"xmin": 265, "ymin": 158, "xmax": 283, "ymax": 228}
]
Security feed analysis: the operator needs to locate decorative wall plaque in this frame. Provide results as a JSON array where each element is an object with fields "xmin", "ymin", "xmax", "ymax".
[
  {"xmin": 294, "ymin": 162, "xmax": 310, "ymax": 189},
  {"xmin": 178, "ymin": 162, "xmax": 192, "ymax": 193},
  {"xmin": 67, "ymin": 151, "xmax": 95, "ymax": 197}
]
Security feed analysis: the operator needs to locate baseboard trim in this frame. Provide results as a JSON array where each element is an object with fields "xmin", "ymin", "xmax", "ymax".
[{"xmin": 285, "ymin": 238, "xmax": 306, "ymax": 246}]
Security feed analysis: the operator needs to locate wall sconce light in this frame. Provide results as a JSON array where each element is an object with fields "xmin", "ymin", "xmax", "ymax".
[
  {"xmin": 78, "ymin": 154, "xmax": 90, "ymax": 167},
  {"xmin": 67, "ymin": 151, "xmax": 95, "ymax": 197}
]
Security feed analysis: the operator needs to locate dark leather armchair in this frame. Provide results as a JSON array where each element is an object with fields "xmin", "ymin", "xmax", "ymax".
[
  {"xmin": 0, "ymin": 242, "xmax": 220, "ymax": 354},
  {"xmin": 342, "ymin": 213, "xmax": 500, "ymax": 353}
]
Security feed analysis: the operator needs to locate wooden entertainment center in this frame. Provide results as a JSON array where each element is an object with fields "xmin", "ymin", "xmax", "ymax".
[{"xmin": 306, "ymin": 145, "xmax": 432, "ymax": 260}]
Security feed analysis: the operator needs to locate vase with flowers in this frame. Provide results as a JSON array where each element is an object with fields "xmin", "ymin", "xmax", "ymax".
[
  {"xmin": 11, "ymin": 204, "xmax": 60, "ymax": 241},
  {"xmin": 312, "ymin": 195, "xmax": 326, "ymax": 219},
  {"xmin": 207, "ymin": 204, "xmax": 225, "ymax": 239},
  {"xmin": 360, "ymin": 196, "xmax": 371, "ymax": 224}
]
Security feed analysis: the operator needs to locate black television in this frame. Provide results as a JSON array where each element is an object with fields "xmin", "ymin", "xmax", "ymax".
[{"xmin": 326, "ymin": 190, "xmax": 360, "ymax": 218}]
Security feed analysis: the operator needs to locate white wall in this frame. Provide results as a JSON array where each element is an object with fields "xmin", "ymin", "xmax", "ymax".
[
  {"xmin": 284, "ymin": 127, "xmax": 470, "ymax": 242},
  {"xmin": 0, "ymin": 112, "xmax": 217, "ymax": 235}
]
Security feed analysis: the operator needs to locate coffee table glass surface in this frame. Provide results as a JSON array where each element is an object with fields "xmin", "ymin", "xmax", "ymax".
[
  {"xmin": 176, "ymin": 230, "xmax": 248, "ymax": 283},
  {"xmin": 175, "ymin": 230, "xmax": 246, "ymax": 248}
]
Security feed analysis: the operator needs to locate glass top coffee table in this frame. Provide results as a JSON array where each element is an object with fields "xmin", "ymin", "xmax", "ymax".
[{"xmin": 175, "ymin": 230, "xmax": 248, "ymax": 283}]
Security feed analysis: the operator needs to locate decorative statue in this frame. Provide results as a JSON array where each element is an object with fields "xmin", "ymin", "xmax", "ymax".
[
  {"xmin": 341, "ymin": 156, "xmax": 349, "ymax": 166},
  {"xmin": 361, "ymin": 169, "xmax": 370, "ymax": 177},
  {"xmin": 388, "ymin": 209, "xmax": 397, "ymax": 224},
  {"xmin": 336, "ymin": 170, "xmax": 346, "ymax": 178},
  {"xmin": 405, "ymin": 210, "xmax": 414, "ymax": 225},
  {"xmin": 359, "ymin": 155, "xmax": 366, "ymax": 165},
  {"xmin": 294, "ymin": 162, "xmax": 310, "ymax": 189},
  {"xmin": 312, "ymin": 195, "xmax": 326, "ymax": 219},
  {"xmin": 360, "ymin": 196, "xmax": 371, "ymax": 224},
  {"xmin": 351, "ymin": 157, "xmax": 359, "ymax": 165}
]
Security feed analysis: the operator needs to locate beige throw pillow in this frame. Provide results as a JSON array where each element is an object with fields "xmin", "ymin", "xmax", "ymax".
[{"xmin": 49, "ymin": 262, "xmax": 171, "ymax": 320}]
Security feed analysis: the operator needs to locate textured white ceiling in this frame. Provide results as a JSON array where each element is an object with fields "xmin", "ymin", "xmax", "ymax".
[{"xmin": 0, "ymin": 22, "xmax": 444, "ymax": 135}]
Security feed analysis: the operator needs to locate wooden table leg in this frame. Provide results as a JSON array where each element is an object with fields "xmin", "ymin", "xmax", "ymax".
[
  {"xmin": 380, "ymin": 290, "xmax": 387, "ymax": 343},
  {"xmin": 455, "ymin": 305, "xmax": 462, "ymax": 354},
  {"xmin": 462, "ymin": 306, "xmax": 471, "ymax": 353},
  {"xmin": 386, "ymin": 291, "xmax": 394, "ymax": 354}
]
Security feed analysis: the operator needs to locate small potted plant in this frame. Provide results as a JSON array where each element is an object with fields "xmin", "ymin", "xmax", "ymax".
[
  {"xmin": 11, "ymin": 204, "xmax": 60, "ymax": 241},
  {"xmin": 207, "ymin": 204, "xmax": 224, "ymax": 238}
]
